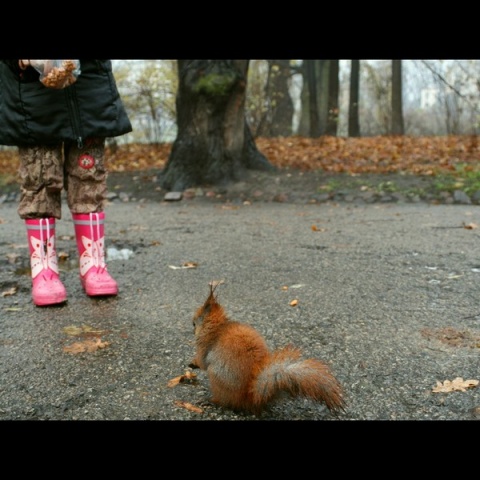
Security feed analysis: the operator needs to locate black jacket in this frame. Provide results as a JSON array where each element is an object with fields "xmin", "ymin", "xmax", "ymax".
[{"xmin": 0, "ymin": 59, "xmax": 132, "ymax": 146}]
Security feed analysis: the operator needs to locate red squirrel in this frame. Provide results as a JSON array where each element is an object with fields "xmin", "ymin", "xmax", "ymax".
[{"xmin": 189, "ymin": 283, "xmax": 345, "ymax": 415}]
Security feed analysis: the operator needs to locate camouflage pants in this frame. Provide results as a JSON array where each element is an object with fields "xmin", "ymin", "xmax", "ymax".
[{"xmin": 17, "ymin": 138, "xmax": 108, "ymax": 220}]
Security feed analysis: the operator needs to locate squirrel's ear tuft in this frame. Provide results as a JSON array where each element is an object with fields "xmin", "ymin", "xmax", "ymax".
[{"xmin": 208, "ymin": 279, "xmax": 224, "ymax": 298}]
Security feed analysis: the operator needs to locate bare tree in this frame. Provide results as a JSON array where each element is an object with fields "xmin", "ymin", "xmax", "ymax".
[
  {"xmin": 361, "ymin": 61, "xmax": 391, "ymax": 135},
  {"xmin": 113, "ymin": 60, "xmax": 177, "ymax": 144},
  {"xmin": 159, "ymin": 60, "xmax": 274, "ymax": 191},
  {"xmin": 419, "ymin": 60, "xmax": 480, "ymax": 135},
  {"xmin": 256, "ymin": 60, "xmax": 294, "ymax": 137},
  {"xmin": 391, "ymin": 60, "xmax": 404, "ymax": 135},
  {"xmin": 348, "ymin": 60, "xmax": 360, "ymax": 137}
]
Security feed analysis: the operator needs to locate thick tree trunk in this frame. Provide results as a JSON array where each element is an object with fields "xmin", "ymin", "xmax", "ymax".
[{"xmin": 160, "ymin": 60, "xmax": 274, "ymax": 191}]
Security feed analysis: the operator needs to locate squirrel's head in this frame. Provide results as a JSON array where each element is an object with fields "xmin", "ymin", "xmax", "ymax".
[{"xmin": 192, "ymin": 281, "xmax": 224, "ymax": 335}]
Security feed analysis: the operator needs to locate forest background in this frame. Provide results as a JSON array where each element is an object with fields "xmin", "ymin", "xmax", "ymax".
[
  {"xmin": 0, "ymin": 60, "xmax": 479, "ymax": 193},
  {"xmin": 110, "ymin": 59, "xmax": 480, "ymax": 143}
]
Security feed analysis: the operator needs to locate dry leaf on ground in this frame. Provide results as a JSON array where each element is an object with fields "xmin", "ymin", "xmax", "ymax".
[
  {"xmin": 1, "ymin": 287, "xmax": 17, "ymax": 297},
  {"xmin": 63, "ymin": 324, "xmax": 108, "ymax": 337},
  {"xmin": 63, "ymin": 338, "xmax": 110, "ymax": 354},
  {"xmin": 432, "ymin": 377, "xmax": 479, "ymax": 393},
  {"xmin": 174, "ymin": 400, "xmax": 203, "ymax": 414},
  {"xmin": 168, "ymin": 262, "xmax": 198, "ymax": 270},
  {"xmin": 6, "ymin": 253, "xmax": 20, "ymax": 263},
  {"xmin": 2, "ymin": 136, "xmax": 480, "ymax": 176}
]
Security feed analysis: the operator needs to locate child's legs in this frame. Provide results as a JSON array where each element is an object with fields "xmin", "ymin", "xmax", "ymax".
[
  {"xmin": 17, "ymin": 145, "xmax": 64, "ymax": 220},
  {"xmin": 64, "ymin": 137, "xmax": 107, "ymax": 214}
]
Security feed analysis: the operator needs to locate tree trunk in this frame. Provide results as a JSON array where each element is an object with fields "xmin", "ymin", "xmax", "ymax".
[
  {"xmin": 297, "ymin": 63, "xmax": 310, "ymax": 136},
  {"xmin": 306, "ymin": 60, "xmax": 320, "ymax": 137},
  {"xmin": 298, "ymin": 60, "xmax": 328, "ymax": 136},
  {"xmin": 269, "ymin": 60, "xmax": 294, "ymax": 136},
  {"xmin": 160, "ymin": 60, "xmax": 274, "ymax": 191},
  {"xmin": 257, "ymin": 60, "xmax": 294, "ymax": 137},
  {"xmin": 317, "ymin": 60, "xmax": 329, "ymax": 135},
  {"xmin": 348, "ymin": 60, "xmax": 360, "ymax": 137},
  {"xmin": 391, "ymin": 60, "xmax": 404, "ymax": 135},
  {"xmin": 326, "ymin": 60, "xmax": 339, "ymax": 136}
]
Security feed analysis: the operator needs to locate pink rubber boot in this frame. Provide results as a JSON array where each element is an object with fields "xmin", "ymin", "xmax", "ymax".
[
  {"xmin": 25, "ymin": 218, "xmax": 67, "ymax": 306},
  {"xmin": 72, "ymin": 212, "xmax": 118, "ymax": 296}
]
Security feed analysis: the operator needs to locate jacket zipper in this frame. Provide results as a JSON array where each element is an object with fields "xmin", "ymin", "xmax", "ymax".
[{"xmin": 64, "ymin": 86, "xmax": 84, "ymax": 149}]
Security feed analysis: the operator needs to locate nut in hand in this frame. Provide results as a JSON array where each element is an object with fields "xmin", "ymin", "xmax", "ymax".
[{"xmin": 41, "ymin": 60, "xmax": 78, "ymax": 89}]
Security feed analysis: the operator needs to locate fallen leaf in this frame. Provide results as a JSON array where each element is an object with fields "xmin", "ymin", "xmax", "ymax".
[
  {"xmin": 64, "ymin": 326, "xmax": 84, "ymax": 336},
  {"xmin": 1, "ymin": 287, "xmax": 17, "ymax": 297},
  {"xmin": 168, "ymin": 376, "xmax": 183, "ymax": 387},
  {"xmin": 174, "ymin": 400, "xmax": 203, "ymax": 414},
  {"xmin": 290, "ymin": 299, "xmax": 298, "ymax": 306},
  {"xmin": 183, "ymin": 261, "xmax": 198, "ymax": 268},
  {"xmin": 169, "ymin": 262, "xmax": 198, "ymax": 270},
  {"xmin": 6, "ymin": 253, "xmax": 20, "ymax": 264},
  {"xmin": 63, "ymin": 324, "xmax": 107, "ymax": 337},
  {"xmin": 463, "ymin": 222, "xmax": 478, "ymax": 229},
  {"xmin": 432, "ymin": 377, "xmax": 479, "ymax": 393},
  {"xmin": 63, "ymin": 338, "xmax": 110, "ymax": 354},
  {"xmin": 58, "ymin": 251, "xmax": 69, "ymax": 260}
]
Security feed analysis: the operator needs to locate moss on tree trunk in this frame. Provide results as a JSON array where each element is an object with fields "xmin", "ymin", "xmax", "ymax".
[{"xmin": 160, "ymin": 60, "xmax": 275, "ymax": 191}]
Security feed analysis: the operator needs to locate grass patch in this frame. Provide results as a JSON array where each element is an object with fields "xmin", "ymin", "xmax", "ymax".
[
  {"xmin": 318, "ymin": 175, "xmax": 371, "ymax": 193},
  {"xmin": 433, "ymin": 163, "xmax": 480, "ymax": 195}
]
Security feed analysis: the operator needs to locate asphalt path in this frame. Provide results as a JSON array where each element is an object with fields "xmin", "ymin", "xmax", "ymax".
[{"xmin": 1, "ymin": 198, "xmax": 480, "ymax": 421}]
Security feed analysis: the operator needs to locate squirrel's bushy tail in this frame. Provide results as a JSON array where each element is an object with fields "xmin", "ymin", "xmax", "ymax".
[{"xmin": 253, "ymin": 345, "xmax": 345, "ymax": 412}]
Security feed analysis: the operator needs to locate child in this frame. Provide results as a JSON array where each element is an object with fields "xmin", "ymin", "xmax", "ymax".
[{"xmin": 0, "ymin": 59, "xmax": 133, "ymax": 306}]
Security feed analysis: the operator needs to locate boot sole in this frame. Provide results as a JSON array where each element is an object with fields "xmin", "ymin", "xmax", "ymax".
[{"xmin": 33, "ymin": 295, "xmax": 67, "ymax": 307}]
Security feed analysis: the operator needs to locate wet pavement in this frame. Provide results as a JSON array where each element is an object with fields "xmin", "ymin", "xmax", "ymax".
[{"xmin": 1, "ymin": 197, "xmax": 480, "ymax": 420}]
